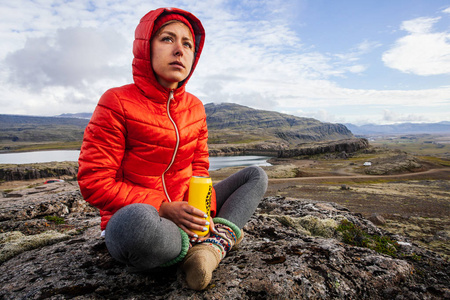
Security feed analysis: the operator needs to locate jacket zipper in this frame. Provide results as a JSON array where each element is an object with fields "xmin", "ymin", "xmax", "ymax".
[{"xmin": 162, "ymin": 90, "xmax": 180, "ymax": 202}]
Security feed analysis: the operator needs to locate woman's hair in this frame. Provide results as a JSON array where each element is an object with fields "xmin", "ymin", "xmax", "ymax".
[{"xmin": 152, "ymin": 20, "xmax": 193, "ymax": 41}]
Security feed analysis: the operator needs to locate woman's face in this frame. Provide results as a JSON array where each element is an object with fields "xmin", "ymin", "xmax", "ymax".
[{"xmin": 151, "ymin": 21, "xmax": 195, "ymax": 90}]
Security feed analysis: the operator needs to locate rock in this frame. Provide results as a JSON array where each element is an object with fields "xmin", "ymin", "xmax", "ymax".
[
  {"xmin": 340, "ymin": 184, "xmax": 350, "ymax": 190},
  {"xmin": 364, "ymin": 153, "xmax": 423, "ymax": 175},
  {"xmin": 0, "ymin": 230, "xmax": 70, "ymax": 263},
  {"xmin": 434, "ymin": 231, "xmax": 450, "ymax": 241},
  {"xmin": 0, "ymin": 162, "xmax": 78, "ymax": 182},
  {"xmin": 208, "ymin": 138, "xmax": 369, "ymax": 157},
  {"xmin": 278, "ymin": 138, "xmax": 369, "ymax": 158},
  {"xmin": 369, "ymin": 213, "xmax": 387, "ymax": 226},
  {"xmin": 0, "ymin": 183, "xmax": 449, "ymax": 299}
]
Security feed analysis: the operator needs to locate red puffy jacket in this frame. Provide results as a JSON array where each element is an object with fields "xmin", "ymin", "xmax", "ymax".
[{"xmin": 77, "ymin": 8, "xmax": 216, "ymax": 230}]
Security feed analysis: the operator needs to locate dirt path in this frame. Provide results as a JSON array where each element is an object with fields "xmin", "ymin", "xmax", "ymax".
[{"xmin": 269, "ymin": 167, "xmax": 450, "ymax": 183}]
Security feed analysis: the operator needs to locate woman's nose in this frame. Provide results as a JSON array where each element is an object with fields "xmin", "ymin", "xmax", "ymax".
[{"xmin": 173, "ymin": 41, "xmax": 183, "ymax": 56}]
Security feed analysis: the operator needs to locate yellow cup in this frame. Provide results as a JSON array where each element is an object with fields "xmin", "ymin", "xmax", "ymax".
[{"xmin": 188, "ymin": 176, "xmax": 212, "ymax": 236}]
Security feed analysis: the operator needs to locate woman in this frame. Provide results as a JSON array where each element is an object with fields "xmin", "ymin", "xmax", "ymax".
[{"xmin": 78, "ymin": 7, "xmax": 268, "ymax": 291}]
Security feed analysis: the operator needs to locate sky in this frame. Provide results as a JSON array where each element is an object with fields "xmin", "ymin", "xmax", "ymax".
[{"xmin": 1, "ymin": 0, "xmax": 450, "ymax": 125}]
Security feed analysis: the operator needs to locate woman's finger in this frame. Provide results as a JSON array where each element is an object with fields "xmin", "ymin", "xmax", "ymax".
[
  {"xmin": 180, "ymin": 224, "xmax": 198, "ymax": 239},
  {"xmin": 186, "ymin": 205, "xmax": 208, "ymax": 218},
  {"xmin": 209, "ymin": 217, "xmax": 216, "ymax": 233}
]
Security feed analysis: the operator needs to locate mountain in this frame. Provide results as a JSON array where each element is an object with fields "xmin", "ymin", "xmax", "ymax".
[
  {"xmin": 0, "ymin": 114, "xmax": 89, "ymax": 143},
  {"xmin": 205, "ymin": 103, "xmax": 353, "ymax": 144},
  {"xmin": 0, "ymin": 104, "xmax": 353, "ymax": 146},
  {"xmin": 345, "ymin": 122, "xmax": 450, "ymax": 135},
  {"xmin": 0, "ymin": 114, "xmax": 89, "ymax": 127}
]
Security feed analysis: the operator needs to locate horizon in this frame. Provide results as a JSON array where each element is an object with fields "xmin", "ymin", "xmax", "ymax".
[
  {"xmin": 1, "ymin": 106, "xmax": 449, "ymax": 127},
  {"xmin": 1, "ymin": 1, "xmax": 449, "ymax": 125}
]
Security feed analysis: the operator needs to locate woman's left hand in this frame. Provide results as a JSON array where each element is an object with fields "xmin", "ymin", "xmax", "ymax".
[{"xmin": 190, "ymin": 217, "xmax": 215, "ymax": 244}]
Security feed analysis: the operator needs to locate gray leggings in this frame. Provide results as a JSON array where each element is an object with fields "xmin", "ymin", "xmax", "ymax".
[{"xmin": 105, "ymin": 166, "xmax": 268, "ymax": 270}]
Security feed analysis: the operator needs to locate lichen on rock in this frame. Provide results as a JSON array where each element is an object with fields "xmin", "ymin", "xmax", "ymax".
[
  {"xmin": 273, "ymin": 214, "xmax": 342, "ymax": 238},
  {"xmin": 0, "ymin": 230, "xmax": 70, "ymax": 263}
]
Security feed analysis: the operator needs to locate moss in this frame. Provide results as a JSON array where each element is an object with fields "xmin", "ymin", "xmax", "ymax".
[
  {"xmin": 44, "ymin": 215, "xmax": 65, "ymax": 225},
  {"xmin": 336, "ymin": 220, "xmax": 399, "ymax": 257}
]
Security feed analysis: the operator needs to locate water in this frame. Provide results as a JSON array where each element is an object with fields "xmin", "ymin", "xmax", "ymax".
[
  {"xmin": 208, "ymin": 155, "xmax": 272, "ymax": 170},
  {"xmin": 0, "ymin": 150, "xmax": 271, "ymax": 170},
  {"xmin": 0, "ymin": 150, "xmax": 81, "ymax": 164}
]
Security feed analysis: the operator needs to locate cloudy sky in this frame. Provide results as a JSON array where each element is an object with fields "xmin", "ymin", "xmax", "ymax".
[{"xmin": 1, "ymin": 0, "xmax": 449, "ymax": 125}]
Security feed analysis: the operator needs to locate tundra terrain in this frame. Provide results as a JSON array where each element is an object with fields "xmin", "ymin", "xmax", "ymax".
[{"xmin": 210, "ymin": 148, "xmax": 450, "ymax": 258}]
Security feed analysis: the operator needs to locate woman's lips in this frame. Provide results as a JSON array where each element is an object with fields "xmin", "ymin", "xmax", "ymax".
[{"xmin": 170, "ymin": 61, "xmax": 184, "ymax": 68}]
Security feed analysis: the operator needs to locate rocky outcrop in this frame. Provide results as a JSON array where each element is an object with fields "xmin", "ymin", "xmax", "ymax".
[
  {"xmin": 278, "ymin": 138, "xmax": 369, "ymax": 158},
  {"xmin": 0, "ymin": 182, "xmax": 448, "ymax": 299},
  {"xmin": 208, "ymin": 138, "xmax": 370, "ymax": 158},
  {"xmin": 208, "ymin": 141, "xmax": 288, "ymax": 157},
  {"xmin": 0, "ymin": 162, "xmax": 78, "ymax": 182},
  {"xmin": 364, "ymin": 153, "xmax": 423, "ymax": 175},
  {"xmin": 274, "ymin": 123, "xmax": 353, "ymax": 142}
]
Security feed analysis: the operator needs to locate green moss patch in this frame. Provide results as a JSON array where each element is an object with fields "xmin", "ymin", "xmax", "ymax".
[
  {"xmin": 44, "ymin": 215, "xmax": 66, "ymax": 225},
  {"xmin": 336, "ymin": 220, "xmax": 399, "ymax": 256}
]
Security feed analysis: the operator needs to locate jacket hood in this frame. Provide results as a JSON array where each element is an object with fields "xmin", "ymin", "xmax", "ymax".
[{"xmin": 132, "ymin": 7, "xmax": 205, "ymax": 98}]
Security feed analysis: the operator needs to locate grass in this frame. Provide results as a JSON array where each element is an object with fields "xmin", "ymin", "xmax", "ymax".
[
  {"xmin": 419, "ymin": 156, "xmax": 450, "ymax": 167},
  {"xmin": 3, "ymin": 141, "xmax": 82, "ymax": 152},
  {"xmin": 336, "ymin": 219, "xmax": 399, "ymax": 256},
  {"xmin": 369, "ymin": 134, "xmax": 450, "ymax": 158},
  {"xmin": 0, "ymin": 161, "xmax": 78, "ymax": 169}
]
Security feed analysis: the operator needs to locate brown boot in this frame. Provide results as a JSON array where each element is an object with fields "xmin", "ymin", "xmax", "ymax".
[{"xmin": 181, "ymin": 218, "xmax": 241, "ymax": 290}]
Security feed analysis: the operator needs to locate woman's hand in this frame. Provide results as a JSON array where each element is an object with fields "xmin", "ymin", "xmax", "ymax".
[
  {"xmin": 191, "ymin": 217, "xmax": 215, "ymax": 243},
  {"xmin": 159, "ymin": 201, "xmax": 210, "ymax": 239}
]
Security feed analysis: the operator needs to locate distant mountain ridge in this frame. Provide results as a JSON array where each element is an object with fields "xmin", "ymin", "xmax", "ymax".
[
  {"xmin": 0, "ymin": 114, "xmax": 88, "ymax": 144},
  {"xmin": 1, "ymin": 103, "xmax": 354, "ymax": 146},
  {"xmin": 2, "ymin": 105, "xmax": 448, "ymax": 148},
  {"xmin": 204, "ymin": 103, "xmax": 353, "ymax": 144},
  {"xmin": 345, "ymin": 122, "xmax": 450, "ymax": 135},
  {"xmin": 0, "ymin": 114, "xmax": 88, "ymax": 127}
]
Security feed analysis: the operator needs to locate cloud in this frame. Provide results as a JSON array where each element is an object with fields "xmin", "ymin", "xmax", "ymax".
[
  {"xmin": 0, "ymin": 0, "xmax": 449, "ymax": 125},
  {"xmin": 401, "ymin": 16, "xmax": 440, "ymax": 34},
  {"xmin": 382, "ymin": 109, "xmax": 428, "ymax": 123},
  {"xmin": 382, "ymin": 16, "xmax": 450, "ymax": 75},
  {"xmin": 3, "ymin": 27, "xmax": 129, "ymax": 91},
  {"xmin": 292, "ymin": 109, "xmax": 347, "ymax": 124}
]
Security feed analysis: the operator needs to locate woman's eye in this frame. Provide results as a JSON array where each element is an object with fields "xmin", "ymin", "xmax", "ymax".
[
  {"xmin": 184, "ymin": 42, "xmax": 193, "ymax": 49},
  {"xmin": 162, "ymin": 36, "xmax": 173, "ymax": 42}
]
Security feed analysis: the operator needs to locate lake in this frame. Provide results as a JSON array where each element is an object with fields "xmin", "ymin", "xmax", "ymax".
[{"xmin": 0, "ymin": 150, "xmax": 271, "ymax": 171}]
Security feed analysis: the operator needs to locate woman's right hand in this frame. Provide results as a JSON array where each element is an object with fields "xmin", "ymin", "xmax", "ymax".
[{"xmin": 159, "ymin": 201, "xmax": 209, "ymax": 238}]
